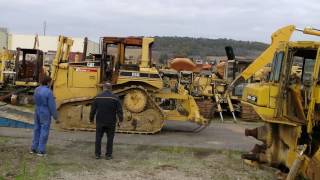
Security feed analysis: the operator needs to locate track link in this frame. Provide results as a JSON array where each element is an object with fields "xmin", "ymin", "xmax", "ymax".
[
  {"xmin": 114, "ymin": 86, "xmax": 165, "ymax": 134},
  {"xmin": 56, "ymin": 86, "xmax": 165, "ymax": 134}
]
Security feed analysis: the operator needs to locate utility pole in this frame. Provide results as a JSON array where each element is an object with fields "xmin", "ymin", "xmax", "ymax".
[{"xmin": 43, "ymin": 21, "xmax": 47, "ymax": 36}]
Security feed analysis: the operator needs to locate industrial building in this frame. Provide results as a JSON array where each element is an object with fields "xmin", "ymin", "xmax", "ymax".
[
  {"xmin": 0, "ymin": 28, "xmax": 8, "ymax": 49},
  {"xmin": 0, "ymin": 27, "xmax": 99, "ymax": 54}
]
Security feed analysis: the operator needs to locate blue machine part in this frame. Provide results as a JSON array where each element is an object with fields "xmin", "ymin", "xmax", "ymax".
[{"xmin": 0, "ymin": 117, "xmax": 34, "ymax": 129}]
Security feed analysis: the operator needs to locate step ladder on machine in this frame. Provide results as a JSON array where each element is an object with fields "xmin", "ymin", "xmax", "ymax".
[{"xmin": 212, "ymin": 79, "xmax": 237, "ymax": 123}]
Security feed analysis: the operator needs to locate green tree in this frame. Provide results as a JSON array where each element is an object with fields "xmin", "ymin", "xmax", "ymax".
[{"xmin": 159, "ymin": 53, "xmax": 169, "ymax": 64}]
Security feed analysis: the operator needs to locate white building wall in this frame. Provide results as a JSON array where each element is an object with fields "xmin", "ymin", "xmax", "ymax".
[
  {"xmin": 8, "ymin": 34, "xmax": 99, "ymax": 54},
  {"xmin": 0, "ymin": 28, "xmax": 8, "ymax": 50}
]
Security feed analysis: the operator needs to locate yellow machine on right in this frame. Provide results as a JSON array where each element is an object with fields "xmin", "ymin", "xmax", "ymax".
[{"xmin": 233, "ymin": 25, "xmax": 320, "ymax": 179}]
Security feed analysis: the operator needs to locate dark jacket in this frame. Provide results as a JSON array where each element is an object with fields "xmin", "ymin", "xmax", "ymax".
[{"xmin": 89, "ymin": 90, "xmax": 123, "ymax": 126}]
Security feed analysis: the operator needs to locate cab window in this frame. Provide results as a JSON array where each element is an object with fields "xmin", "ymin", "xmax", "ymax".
[
  {"xmin": 269, "ymin": 52, "xmax": 284, "ymax": 82},
  {"xmin": 302, "ymin": 58, "xmax": 315, "ymax": 86}
]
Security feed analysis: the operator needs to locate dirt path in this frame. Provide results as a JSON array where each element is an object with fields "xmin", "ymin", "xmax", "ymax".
[{"xmin": 0, "ymin": 120, "xmax": 262, "ymax": 151}]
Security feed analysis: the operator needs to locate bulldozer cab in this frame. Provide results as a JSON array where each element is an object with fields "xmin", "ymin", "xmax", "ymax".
[
  {"xmin": 100, "ymin": 37, "xmax": 163, "ymax": 89},
  {"xmin": 15, "ymin": 48, "xmax": 44, "ymax": 87},
  {"xmin": 178, "ymin": 71, "xmax": 193, "ymax": 91},
  {"xmin": 272, "ymin": 42, "xmax": 320, "ymax": 126},
  {"xmin": 240, "ymin": 26, "xmax": 320, "ymax": 179},
  {"xmin": 159, "ymin": 69, "xmax": 179, "ymax": 91},
  {"xmin": 241, "ymin": 26, "xmax": 320, "ymax": 127},
  {"xmin": 244, "ymin": 41, "xmax": 320, "ymax": 126},
  {"xmin": 101, "ymin": 37, "xmax": 153, "ymax": 82}
]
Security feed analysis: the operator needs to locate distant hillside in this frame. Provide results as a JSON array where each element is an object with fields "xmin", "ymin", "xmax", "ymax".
[{"xmin": 153, "ymin": 36, "xmax": 268, "ymax": 60}]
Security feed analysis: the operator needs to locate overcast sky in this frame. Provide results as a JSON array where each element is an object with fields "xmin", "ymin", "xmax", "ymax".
[{"xmin": 0, "ymin": 0, "xmax": 319, "ymax": 43}]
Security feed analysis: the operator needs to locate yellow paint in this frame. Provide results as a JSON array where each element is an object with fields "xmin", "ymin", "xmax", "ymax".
[
  {"xmin": 51, "ymin": 36, "xmax": 99, "ymax": 108},
  {"xmin": 140, "ymin": 37, "xmax": 154, "ymax": 68},
  {"xmin": 15, "ymin": 81, "xmax": 39, "ymax": 87},
  {"xmin": 240, "ymin": 25, "xmax": 320, "ymax": 179},
  {"xmin": 51, "ymin": 36, "xmax": 207, "ymax": 133},
  {"xmin": 117, "ymin": 68, "xmax": 163, "ymax": 89},
  {"xmin": 314, "ymin": 86, "xmax": 320, "ymax": 104},
  {"xmin": 194, "ymin": 75, "xmax": 213, "ymax": 97},
  {"xmin": 69, "ymin": 67, "xmax": 100, "ymax": 88},
  {"xmin": 240, "ymin": 25, "xmax": 295, "ymax": 80},
  {"xmin": 0, "ymin": 50, "xmax": 14, "ymax": 84}
]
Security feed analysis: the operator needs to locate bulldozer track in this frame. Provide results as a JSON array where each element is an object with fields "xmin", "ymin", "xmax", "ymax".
[
  {"xmin": 114, "ymin": 85, "xmax": 165, "ymax": 134},
  {"xmin": 56, "ymin": 85, "xmax": 165, "ymax": 135},
  {"xmin": 195, "ymin": 98, "xmax": 214, "ymax": 119}
]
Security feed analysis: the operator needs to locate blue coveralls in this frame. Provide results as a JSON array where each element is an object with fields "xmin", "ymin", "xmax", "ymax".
[{"xmin": 31, "ymin": 85, "xmax": 57, "ymax": 153}]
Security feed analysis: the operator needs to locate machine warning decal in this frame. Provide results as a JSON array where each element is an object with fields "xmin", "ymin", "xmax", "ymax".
[
  {"xmin": 247, "ymin": 95, "xmax": 257, "ymax": 102},
  {"xmin": 75, "ymin": 68, "xmax": 97, "ymax": 72}
]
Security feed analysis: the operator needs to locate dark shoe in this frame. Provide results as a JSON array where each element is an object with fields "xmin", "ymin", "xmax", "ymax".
[
  {"xmin": 105, "ymin": 155, "xmax": 112, "ymax": 160},
  {"xmin": 37, "ymin": 152, "xmax": 47, "ymax": 157},
  {"xmin": 95, "ymin": 155, "xmax": 101, "ymax": 159},
  {"xmin": 29, "ymin": 149, "xmax": 37, "ymax": 154}
]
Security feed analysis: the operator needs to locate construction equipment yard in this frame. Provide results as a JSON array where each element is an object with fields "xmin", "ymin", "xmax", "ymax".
[
  {"xmin": 0, "ymin": 34, "xmax": 278, "ymax": 179},
  {"xmin": 1, "ymin": 24, "xmax": 320, "ymax": 180},
  {"xmin": 1, "ymin": 1, "xmax": 320, "ymax": 178},
  {"xmin": 0, "ymin": 120, "xmax": 277, "ymax": 179}
]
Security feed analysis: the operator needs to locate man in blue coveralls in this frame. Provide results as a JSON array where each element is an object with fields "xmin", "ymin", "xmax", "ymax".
[{"xmin": 30, "ymin": 76, "xmax": 58, "ymax": 156}]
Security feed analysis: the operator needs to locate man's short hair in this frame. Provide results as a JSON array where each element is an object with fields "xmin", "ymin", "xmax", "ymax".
[
  {"xmin": 103, "ymin": 83, "xmax": 112, "ymax": 91},
  {"xmin": 41, "ymin": 76, "xmax": 52, "ymax": 86}
]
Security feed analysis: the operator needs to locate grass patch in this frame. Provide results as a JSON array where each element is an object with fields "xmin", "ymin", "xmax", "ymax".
[
  {"xmin": 0, "ymin": 136, "xmax": 11, "ymax": 145},
  {"xmin": 14, "ymin": 160, "xmax": 52, "ymax": 180},
  {"xmin": 0, "ymin": 139, "xmax": 276, "ymax": 179},
  {"xmin": 223, "ymin": 149, "xmax": 243, "ymax": 160},
  {"xmin": 0, "ymin": 153, "xmax": 67, "ymax": 180},
  {"xmin": 159, "ymin": 146, "xmax": 189, "ymax": 154}
]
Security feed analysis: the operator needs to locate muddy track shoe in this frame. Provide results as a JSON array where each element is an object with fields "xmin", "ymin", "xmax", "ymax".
[
  {"xmin": 55, "ymin": 86, "xmax": 165, "ymax": 134},
  {"xmin": 115, "ymin": 87, "xmax": 165, "ymax": 134}
]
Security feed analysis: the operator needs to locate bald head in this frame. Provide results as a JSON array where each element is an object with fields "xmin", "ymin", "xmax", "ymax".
[{"xmin": 103, "ymin": 83, "xmax": 112, "ymax": 91}]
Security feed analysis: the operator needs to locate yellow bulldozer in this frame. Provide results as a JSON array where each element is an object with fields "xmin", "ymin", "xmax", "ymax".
[
  {"xmin": 228, "ymin": 25, "xmax": 320, "ymax": 179},
  {"xmin": 0, "ymin": 49, "xmax": 15, "ymax": 87},
  {"xmin": 51, "ymin": 36, "xmax": 207, "ymax": 134},
  {"xmin": 165, "ymin": 58, "xmax": 215, "ymax": 119},
  {"xmin": 0, "ymin": 48, "xmax": 45, "ymax": 105}
]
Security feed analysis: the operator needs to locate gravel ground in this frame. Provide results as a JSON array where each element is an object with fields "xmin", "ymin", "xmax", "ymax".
[
  {"xmin": 0, "ymin": 135, "xmax": 275, "ymax": 180},
  {"xmin": 0, "ymin": 119, "xmax": 262, "ymax": 151},
  {"xmin": 0, "ymin": 118, "xmax": 274, "ymax": 179}
]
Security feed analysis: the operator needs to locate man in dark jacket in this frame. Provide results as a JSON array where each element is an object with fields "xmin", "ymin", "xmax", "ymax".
[{"xmin": 90, "ymin": 83, "xmax": 123, "ymax": 160}]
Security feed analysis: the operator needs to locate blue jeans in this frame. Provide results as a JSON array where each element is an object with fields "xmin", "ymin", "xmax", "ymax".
[{"xmin": 31, "ymin": 110, "xmax": 51, "ymax": 153}]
